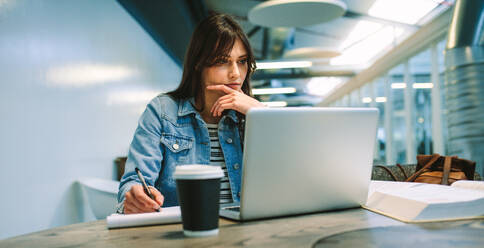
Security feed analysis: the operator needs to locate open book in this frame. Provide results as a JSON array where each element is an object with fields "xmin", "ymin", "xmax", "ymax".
[
  {"xmin": 363, "ymin": 180, "xmax": 484, "ymax": 223},
  {"xmin": 106, "ymin": 206, "xmax": 181, "ymax": 229}
]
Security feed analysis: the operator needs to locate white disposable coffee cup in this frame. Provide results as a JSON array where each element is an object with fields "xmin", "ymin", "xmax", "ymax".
[{"xmin": 173, "ymin": 165, "xmax": 224, "ymax": 237}]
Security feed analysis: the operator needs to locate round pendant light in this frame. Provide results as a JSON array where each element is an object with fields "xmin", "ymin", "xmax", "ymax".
[
  {"xmin": 283, "ymin": 47, "xmax": 341, "ymax": 59},
  {"xmin": 248, "ymin": 0, "xmax": 347, "ymax": 28}
]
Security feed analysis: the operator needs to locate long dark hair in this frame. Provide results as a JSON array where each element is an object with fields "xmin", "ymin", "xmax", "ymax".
[{"xmin": 167, "ymin": 13, "xmax": 257, "ymax": 112}]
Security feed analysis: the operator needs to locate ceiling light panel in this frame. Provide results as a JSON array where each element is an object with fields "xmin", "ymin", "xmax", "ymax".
[
  {"xmin": 368, "ymin": 0, "xmax": 439, "ymax": 25},
  {"xmin": 262, "ymin": 101, "xmax": 288, "ymax": 107},
  {"xmin": 256, "ymin": 61, "xmax": 313, "ymax": 69},
  {"xmin": 305, "ymin": 77, "xmax": 344, "ymax": 96},
  {"xmin": 339, "ymin": 20, "xmax": 383, "ymax": 50},
  {"xmin": 331, "ymin": 25, "xmax": 404, "ymax": 65},
  {"xmin": 252, "ymin": 87, "xmax": 297, "ymax": 95}
]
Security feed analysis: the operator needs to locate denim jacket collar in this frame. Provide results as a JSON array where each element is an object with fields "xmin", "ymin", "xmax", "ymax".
[
  {"xmin": 177, "ymin": 97, "xmax": 198, "ymax": 117},
  {"xmin": 177, "ymin": 97, "xmax": 239, "ymax": 124}
]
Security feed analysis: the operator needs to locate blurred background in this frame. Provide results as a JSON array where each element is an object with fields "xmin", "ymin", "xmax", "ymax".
[{"xmin": 1, "ymin": 0, "xmax": 482, "ymax": 239}]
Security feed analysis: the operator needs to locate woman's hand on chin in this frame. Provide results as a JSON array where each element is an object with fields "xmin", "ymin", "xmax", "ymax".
[{"xmin": 207, "ymin": 85, "xmax": 265, "ymax": 116}]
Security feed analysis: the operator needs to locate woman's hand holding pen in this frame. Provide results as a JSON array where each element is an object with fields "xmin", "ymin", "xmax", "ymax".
[
  {"xmin": 207, "ymin": 85, "xmax": 265, "ymax": 117},
  {"xmin": 124, "ymin": 184, "xmax": 164, "ymax": 214}
]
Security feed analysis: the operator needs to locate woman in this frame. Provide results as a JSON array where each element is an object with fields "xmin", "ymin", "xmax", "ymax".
[{"xmin": 117, "ymin": 13, "xmax": 264, "ymax": 214}]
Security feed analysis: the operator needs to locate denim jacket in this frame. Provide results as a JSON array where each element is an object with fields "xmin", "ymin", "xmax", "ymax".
[{"xmin": 117, "ymin": 94, "xmax": 243, "ymax": 212}]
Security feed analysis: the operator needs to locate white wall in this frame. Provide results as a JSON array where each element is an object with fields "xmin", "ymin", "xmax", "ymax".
[{"xmin": 0, "ymin": 0, "xmax": 182, "ymax": 239}]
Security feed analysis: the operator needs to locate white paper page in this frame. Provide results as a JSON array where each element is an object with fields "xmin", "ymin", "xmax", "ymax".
[
  {"xmin": 451, "ymin": 180, "xmax": 484, "ymax": 191},
  {"xmin": 369, "ymin": 181, "xmax": 484, "ymax": 204},
  {"xmin": 367, "ymin": 180, "xmax": 423, "ymax": 197},
  {"xmin": 107, "ymin": 206, "xmax": 181, "ymax": 229}
]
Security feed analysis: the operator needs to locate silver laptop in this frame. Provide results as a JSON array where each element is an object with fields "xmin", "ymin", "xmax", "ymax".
[{"xmin": 219, "ymin": 107, "xmax": 379, "ymax": 221}]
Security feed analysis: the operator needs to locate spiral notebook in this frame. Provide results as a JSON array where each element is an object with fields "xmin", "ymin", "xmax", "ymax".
[{"xmin": 106, "ymin": 206, "xmax": 181, "ymax": 229}]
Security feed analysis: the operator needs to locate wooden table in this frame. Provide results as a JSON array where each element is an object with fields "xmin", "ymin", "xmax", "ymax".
[{"xmin": 1, "ymin": 208, "xmax": 483, "ymax": 248}]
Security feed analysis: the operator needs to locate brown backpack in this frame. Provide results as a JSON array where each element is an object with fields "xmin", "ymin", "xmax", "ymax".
[{"xmin": 375, "ymin": 154, "xmax": 476, "ymax": 185}]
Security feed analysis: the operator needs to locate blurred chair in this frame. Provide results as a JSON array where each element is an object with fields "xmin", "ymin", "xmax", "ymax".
[
  {"xmin": 114, "ymin": 156, "xmax": 127, "ymax": 181},
  {"xmin": 78, "ymin": 177, "xmax": 119, "ymax": 219}
]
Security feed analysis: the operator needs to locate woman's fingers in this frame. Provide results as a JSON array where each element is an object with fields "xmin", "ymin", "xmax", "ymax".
[
  {"xmin": 149, "ymin": 186, "xmax": 164, "ymax": 207},
  {"xmin": 133, "ymin": 185, "xmax": 160, "ymax": 209},
  {"xmin": 124, "ymin": 184, "xmax": 162, "ymax": 214},
  {"xmin": 206, "ymin": 84, "xmax": 236, "ymax": 95},
  {"xmin": 212, "ymin": 98, "xmax": 235, "ymax": 116},
  {"xmin": 132, "ymin": 194, "xmax": 154, "ymax": 211},
  {"xmin": 211, "ymin": 94, "xmax": 250, "ymax": 116},
  {"xmin": 124, "ymin": 200, "xmax": 144, "ymax": 214},
  {"xmin": 207, "ymin": 84, "xmax": 265, "ymax": 116},
  {"xmin": 210, "ymin": 94, "xmax": 233, "ymax": 114},
  {"xmin": 124, "ymin": 190, "xmax": 146, "ymax": 214}
]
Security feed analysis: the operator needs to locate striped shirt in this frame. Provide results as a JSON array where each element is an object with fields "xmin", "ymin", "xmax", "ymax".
[{"xmin": 207, "ymin": 123, "xmax": 233, "ymax": 204}]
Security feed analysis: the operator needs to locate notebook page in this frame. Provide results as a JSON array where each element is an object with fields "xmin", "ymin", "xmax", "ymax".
[{"xmin": 107, "ymin": 206, "xmax": 181, "ymax": 229}]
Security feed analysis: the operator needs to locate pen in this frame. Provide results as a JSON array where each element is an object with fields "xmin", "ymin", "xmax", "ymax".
[{"xmin": 135, "ymin": 167, "xmax": 161, "ymax": 212}]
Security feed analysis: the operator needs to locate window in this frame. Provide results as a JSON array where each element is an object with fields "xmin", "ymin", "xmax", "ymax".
[
  {"xmin": 350, "ymin": 89, "xmax": 360, "ymax": 107},
  {"xmin": 374, "ymin": 77, "xmax": 386, "ymax": 163},
  {"xmin": 437, "ymin": 38, "xmax": 448, "ymax": 153},
  {"xmin": 410, "ymin": 48, "xmax": 433, "ymax": 156},
  {"xmin": 360, "ymin": 84, "xmax": 372, "ymax": 107},
  {"xmin": 389, "ymin": 64, "xmax": 406, "ymax": 164},
  {"xmin": 342, "ymin": 94, "xmax": 350, "ymax": 106}
]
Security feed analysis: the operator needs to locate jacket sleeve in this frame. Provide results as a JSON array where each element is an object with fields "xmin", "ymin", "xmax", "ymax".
[{"xmin": 116, "ymin": 97, "xmax": 164, "ymax": 213}]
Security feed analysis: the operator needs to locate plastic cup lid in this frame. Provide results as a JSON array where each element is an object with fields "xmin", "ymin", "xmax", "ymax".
[{"xmin": 173, "ymin": 164, "xmax": 224, "ymax": 180}]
